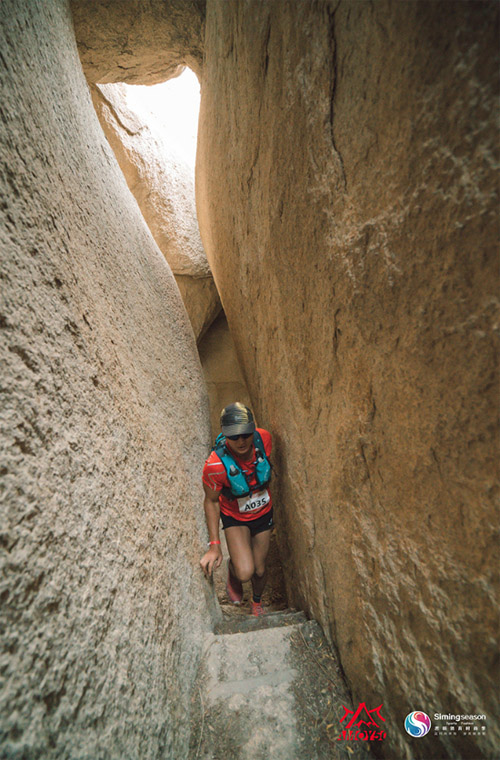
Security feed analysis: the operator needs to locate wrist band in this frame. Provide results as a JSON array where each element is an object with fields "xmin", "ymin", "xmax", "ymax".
[{"xmin": 208, "ymin": 540, "xmax": 221, "ymax": 546}]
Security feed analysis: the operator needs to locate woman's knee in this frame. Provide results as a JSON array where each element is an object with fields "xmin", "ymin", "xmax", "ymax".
[{"xmin": 232, "ymin": 560, "xmax": 254, "ymax": 583}]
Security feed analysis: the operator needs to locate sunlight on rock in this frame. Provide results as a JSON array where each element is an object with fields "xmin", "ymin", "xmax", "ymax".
[{"xmin": 123, "ymin": 68, "xmax": 200, "ymax": 170}]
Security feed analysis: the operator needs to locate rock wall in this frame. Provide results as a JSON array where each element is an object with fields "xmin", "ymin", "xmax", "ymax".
[
  {"xmin": 176, "ymin": 274, "xmax": 221, "ymax": 343},
  {"xmin": 196, "ymin": 1, "xmax": 499, "ymax": 758},
  {"xmin": 198, "ymin": 312, "xmax": 252, "ymax": 438},
  {"xmin": 0, "ymin": 1, "xmax": 216, "ymax": 757},
  {"xmin": 90, "ymin": 82, "xmax": 221, "ymax": 341},
  {"xmin": 70, "ymin": 0, "xmax": 205, "ymax": 82}
]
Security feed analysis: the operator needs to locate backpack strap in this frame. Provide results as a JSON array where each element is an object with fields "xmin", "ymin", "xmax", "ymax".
[
  {"xmin": 213, "ymin": 436, "xmax": 252, "ymax": 498},
  {"xmin": 213, "ymin": 431, "xmax": 272, "ymax": 499},
  {"xmin": 253, "ymin": 430, "xmax": 272, "ymax": 487}
]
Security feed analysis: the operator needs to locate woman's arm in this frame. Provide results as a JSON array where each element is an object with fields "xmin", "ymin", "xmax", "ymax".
[{"xmin": 199, "ymin": 483, "xmax": 223, "ymax": 577}]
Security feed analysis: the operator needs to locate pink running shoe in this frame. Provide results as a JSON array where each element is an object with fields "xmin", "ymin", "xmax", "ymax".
[
  {"xmin": 226, "ymin": 565, "xmax": 243, "ymax": 604},
  {"xmin": 251, "ymin": 600, "xmax": 264, "ymax": 617}
]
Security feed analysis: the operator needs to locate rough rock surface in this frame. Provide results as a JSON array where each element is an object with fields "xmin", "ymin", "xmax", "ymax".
[
  {"xmin": 71, "ymin": 0, "xmax": 205, "ymax": 83},
  {"xmin": 198, "ymin": 312, "xmax": 252, "ymax": 438},
  {"xmin": 196, "ymin": 1, "xmax": 500, "ymax": 758},
  {"xmin": 175, "ymin": 274, "xmax": 221, "ymax": 343},
  {"xmin": 190, "ymin": 618, "xmax": 373, "ymax": 760},
  {"xmin": 0, "ymin": 1, "xmax": 218, "ymax": 757},
  {"xmin": 90, "ymin": 82, "xmax": 220, "ymax": 341}
]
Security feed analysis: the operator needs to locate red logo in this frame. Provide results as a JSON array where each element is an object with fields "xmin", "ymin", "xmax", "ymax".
[{"xmin": 336, "ymin": 703, "xmax": 387, "ymax": 742}]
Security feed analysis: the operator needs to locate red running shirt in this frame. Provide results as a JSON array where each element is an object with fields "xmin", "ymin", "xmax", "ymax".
[{"xmin": 202, "ymin": 428, "xmax": 272, "ymax": 521}]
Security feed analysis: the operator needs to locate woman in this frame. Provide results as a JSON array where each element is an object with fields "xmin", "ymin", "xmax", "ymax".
[{"xmin": 199, "ymin": 402, "xmax": 273, "ymax": 616}]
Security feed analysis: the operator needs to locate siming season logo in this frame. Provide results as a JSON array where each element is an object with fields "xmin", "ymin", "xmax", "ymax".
[{"xmin": 404, "ymin": 711, "xmax": 432, "ymax": 737}]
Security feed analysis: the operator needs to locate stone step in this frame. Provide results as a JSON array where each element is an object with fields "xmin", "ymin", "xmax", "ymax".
[
  {"xmin": 213, "ymin": 607, "xmax": 308, "ymax": 635},
  {"xmin": 189, "ymin": 619, "xmax": 374, "ymax": 760}
]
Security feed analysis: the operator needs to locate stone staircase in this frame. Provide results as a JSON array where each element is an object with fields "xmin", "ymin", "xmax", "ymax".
[
  {"xmin": 213, "ymin": 608, "xmax": 308, "ymax": 635},
  {"xmin": 189, "ymin": 609, "xmax": 374, "ymax": 760}
]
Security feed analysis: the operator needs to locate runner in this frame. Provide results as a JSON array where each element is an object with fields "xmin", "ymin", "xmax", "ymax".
[{"xmin": 199, "ymin": 402, "xmax": 273, "ymax": 617}]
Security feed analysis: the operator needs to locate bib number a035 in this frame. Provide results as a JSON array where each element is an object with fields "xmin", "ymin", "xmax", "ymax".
[{"xmin": 237, "ymin": 489, "xmax": 270, "ymax": 514}]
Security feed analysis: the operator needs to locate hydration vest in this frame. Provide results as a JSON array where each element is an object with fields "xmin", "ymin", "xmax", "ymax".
[{"xmin": 213, "ymin": 431, "xmax": 272, "ymax": 499}]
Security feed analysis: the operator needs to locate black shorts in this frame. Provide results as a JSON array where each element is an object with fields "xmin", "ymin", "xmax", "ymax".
[{"xmin": 220, "ymin": 507, "xmax": 274, "ymax": 537}]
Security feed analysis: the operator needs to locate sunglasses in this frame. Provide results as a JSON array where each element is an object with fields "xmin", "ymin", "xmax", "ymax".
[{"xmin": 226, "ymin": 433, "xmax": 253, "ymax": 441}]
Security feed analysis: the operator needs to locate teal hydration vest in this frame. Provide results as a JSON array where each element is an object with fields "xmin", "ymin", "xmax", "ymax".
[{"xmin": 213, "ymin": 431, "xmax": 272, "ymax": 499}]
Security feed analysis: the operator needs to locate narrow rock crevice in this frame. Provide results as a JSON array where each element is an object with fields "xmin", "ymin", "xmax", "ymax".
[{"xmin": 2, "ymin": 1, "xmax": 498, "ymax": 759}]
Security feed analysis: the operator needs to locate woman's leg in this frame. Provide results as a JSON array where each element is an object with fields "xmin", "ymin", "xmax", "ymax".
[
  {"xmin": 224, "ymin": 525, "xmax": 254, "ymax": 582},
  {"xmin": 250, "ymin": 528, "xmax": 272, "ymax": 599}
]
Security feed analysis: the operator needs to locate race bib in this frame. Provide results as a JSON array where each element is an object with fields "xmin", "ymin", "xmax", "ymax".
[{"xmin": 237, "ymin": 489, "xmax": 270, "ymax": 514}]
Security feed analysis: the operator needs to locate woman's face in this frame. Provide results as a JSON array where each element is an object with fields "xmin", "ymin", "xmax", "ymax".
[{"xmin": 225, "ymin": 433, "xmax": 253, "ymax": 459}]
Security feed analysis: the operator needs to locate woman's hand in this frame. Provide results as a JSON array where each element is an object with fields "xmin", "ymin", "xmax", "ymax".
[{"xmin": 200, "ymin": 545, "xmax": 223, "ymax": 578}]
